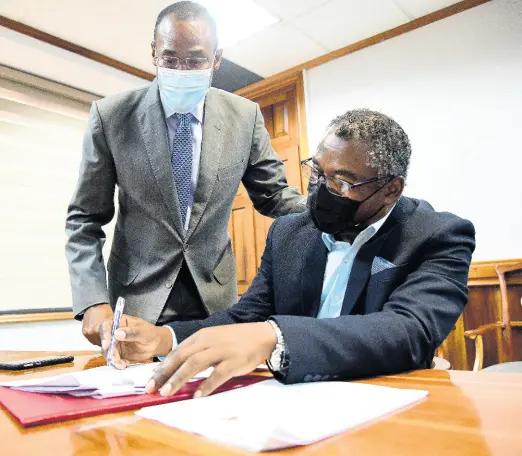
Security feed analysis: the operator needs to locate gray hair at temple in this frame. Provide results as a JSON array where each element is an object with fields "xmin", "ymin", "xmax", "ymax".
[{"xmin": 326, "ymin": 109, "xmax": 412, "ymax": 179}]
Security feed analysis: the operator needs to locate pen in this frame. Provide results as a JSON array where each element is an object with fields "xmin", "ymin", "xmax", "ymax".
[{"xmin": 106, "ymin": 297, "xmax": 125, "ymax": 368}]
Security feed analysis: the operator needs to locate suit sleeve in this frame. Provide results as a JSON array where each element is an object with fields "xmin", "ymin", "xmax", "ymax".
[
  {"xmin": 272, "ymin": 217, "xmax": 476, "ymax": 384},
  {"xmin": 241, "ymin": 104, "xmax": 306, "ymax": 217},
  {"xmin": 168, "ymin": 220, "xmax": 279, "ymax": 343},
  {"xmin": 65, "ymin": 102, "xmax": 116, "ymax": 318}
]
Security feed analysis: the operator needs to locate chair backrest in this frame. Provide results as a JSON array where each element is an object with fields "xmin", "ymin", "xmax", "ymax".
[{"xmin": 495, "ymin": 262, "xmax": 522, "ymax": 362}]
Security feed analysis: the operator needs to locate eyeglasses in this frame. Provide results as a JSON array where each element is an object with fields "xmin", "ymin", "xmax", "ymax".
[
  {"xmin": 155, "ymin": 56, "xmax": 211, "ymax": 70},
  {"xmin": 300, "ymin": 158, "xmax": 391, "ymax": 198}
]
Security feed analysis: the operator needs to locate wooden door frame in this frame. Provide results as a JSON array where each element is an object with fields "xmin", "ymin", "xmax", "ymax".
[{"xmin": 235, "ymin": 71, "xmax": 310, "ymax": 171}]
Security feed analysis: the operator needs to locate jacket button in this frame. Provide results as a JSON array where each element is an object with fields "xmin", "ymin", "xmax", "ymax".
[{"xmin": 165, "ymin": 281, "xmax": 173, "ymax": 288}]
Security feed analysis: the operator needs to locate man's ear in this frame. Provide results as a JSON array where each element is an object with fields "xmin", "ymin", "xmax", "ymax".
[
  {"xmin": 383, "ymin": 176, "xmax": 404, "ymax": 205},
  {"xmin": 151, "ymin": 41, "xmax": 157, "ymax": 66},
  {"xmin": 213, "ymin": 48, "xmax": 223, "ymax": 70}
]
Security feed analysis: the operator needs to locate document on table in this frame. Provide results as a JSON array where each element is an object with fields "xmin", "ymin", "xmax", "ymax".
[
  {"xmin": 137, "ymin": 379, "xmax": 428, "ymax": 452},
  {"xmin": 0, "ymin": 363, "xmax": 212, "ymax": 399}
]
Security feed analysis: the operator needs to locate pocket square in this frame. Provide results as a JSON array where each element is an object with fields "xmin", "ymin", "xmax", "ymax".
[{"xmin": 371, "ymin": 257, "xmax": 396, "ymax": 275}]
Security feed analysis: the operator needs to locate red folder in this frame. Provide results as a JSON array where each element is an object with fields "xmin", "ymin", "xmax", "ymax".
[{"xmin": 0, "ymin": 375, "xmax": 266, "ymax": 428}]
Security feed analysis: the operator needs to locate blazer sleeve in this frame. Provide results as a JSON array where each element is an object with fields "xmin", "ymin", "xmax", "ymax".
[
  {"xmin": 241, "ymin": 104, "xmax": 306, "ymax": 217},
  {"xmin": 65, "ymin": 102, "xmax": 116, "ymax": 318},
  {"xmin": 168, "ymin": 220, "xmax": 279, "ymax": 343},
  {"xmin": 271, "ymin": 216, "xmax": 476, "ymax": 384}
]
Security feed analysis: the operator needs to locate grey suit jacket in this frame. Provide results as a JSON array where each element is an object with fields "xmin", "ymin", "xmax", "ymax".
[{"xmin": 65, "ymin": 80, "xmax": 306, "ymax": 322}]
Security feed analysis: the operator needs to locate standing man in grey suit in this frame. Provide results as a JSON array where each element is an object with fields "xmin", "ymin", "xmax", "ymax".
[{"xmin": 65, "ymin": 1, "xmax": 306, "ymax": 347}]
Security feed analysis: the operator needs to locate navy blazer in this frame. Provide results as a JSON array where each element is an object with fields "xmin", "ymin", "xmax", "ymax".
[{"xmin": 169, "ymin": 197, "xmax": 476, "ymax": 383}]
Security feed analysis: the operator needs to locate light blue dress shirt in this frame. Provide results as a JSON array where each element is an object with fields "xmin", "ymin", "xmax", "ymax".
[
  {"xmin": 160, "ymin": 94, "xmax": 205, "ymax": 230},
  {"xmin": 317, "ymin": 209, "xmax": 394, "ymax": 319}
]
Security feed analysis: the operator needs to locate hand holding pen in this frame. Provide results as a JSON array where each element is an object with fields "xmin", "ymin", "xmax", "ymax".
[
  {"xmin": 101, "ymin": 299, "xmax": 174, "ymax": 368},
  {"xmin": 101, "ymin": 297, "xmax": 126, "ymax": 369}
]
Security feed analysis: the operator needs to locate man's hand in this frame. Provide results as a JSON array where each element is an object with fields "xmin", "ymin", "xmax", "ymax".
[
  {"xmin": 82, "ymin": 304, "xmax": 113, "ymax": 346},
  {"xmin": 100, "ymin": 315, "xmax": 173, "ymax": 369},
  {"xmin": 145, "ymin": 322, "xmax": 277, "ymax": 398}
]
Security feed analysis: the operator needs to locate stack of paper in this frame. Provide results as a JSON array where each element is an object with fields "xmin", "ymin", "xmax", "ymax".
[
  {"xmin": 0, "ymin": 363, "xmax": 211, "ymax": 399},
  {"xmin": 137, "ymin": 379, "xmax": 428, "ymax": 452}
]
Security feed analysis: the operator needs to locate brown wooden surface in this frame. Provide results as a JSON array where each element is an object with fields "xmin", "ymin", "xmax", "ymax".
[
  {"xmin": 469, "ymin": 259, "xmax": 522, "ymax": 286},
  {"xmin": 1, "ymin": 351, "xmax": 521, "ymax": 456},
  {"xmin": 0, "ymin": 312, "xmax": 74, "ymax": 325}
]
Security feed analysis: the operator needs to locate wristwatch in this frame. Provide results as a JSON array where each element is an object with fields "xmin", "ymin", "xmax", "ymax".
[{"xmin": 266, "ymin": 319, "xmax": 286, "ymax": 372}]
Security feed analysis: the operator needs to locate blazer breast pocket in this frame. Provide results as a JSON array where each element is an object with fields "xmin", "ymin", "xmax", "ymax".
[
  {"xmin": 364, "ymin": 266, "xmax": 408, "ymax": 313},
  {"xmin": 369, "ymin": 263, "xmax": 409, "ymax": 284},
  {"xmin": 108, "ymin": 253, "xmax": 139, "ymax": 286}
]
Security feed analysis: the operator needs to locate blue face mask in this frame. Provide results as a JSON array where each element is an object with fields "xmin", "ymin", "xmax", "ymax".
[{"xmin": 157, "ymin": 67, "xmax": 213, "ymax": 114}]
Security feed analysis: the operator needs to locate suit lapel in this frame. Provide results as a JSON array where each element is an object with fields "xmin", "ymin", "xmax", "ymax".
[
  {"xmin": 301, "ymin": 228, "xmax": 328, "ymax": 317},
  {"xmin": 340, "ymin": 198, "xmax": 409, "ymax": 315},
  {"xmin": 340, "ymin": 235, "xmax": 388, "ymax": 315},
  {"xmin": 137, "ymin": 80, "xmax": 185, "ymax": 238},
  {"xmin": 187, "ymin": 89, "xmax": 225, "ymax": 239}
]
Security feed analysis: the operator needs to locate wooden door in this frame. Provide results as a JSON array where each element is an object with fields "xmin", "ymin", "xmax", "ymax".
[{"xmin": 229, "ymin": 73, "xmax": 308, "ymax": 296}]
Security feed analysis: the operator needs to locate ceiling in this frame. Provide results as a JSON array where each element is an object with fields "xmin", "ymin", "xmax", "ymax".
[{"xmin": 0, "ymin": 0, "xmax": 463, "ymax": 95}]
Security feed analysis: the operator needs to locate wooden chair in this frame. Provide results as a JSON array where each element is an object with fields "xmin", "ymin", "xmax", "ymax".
[{"xmin": 464, "ymin": 262, "xmax": 522, "ymax": 371}]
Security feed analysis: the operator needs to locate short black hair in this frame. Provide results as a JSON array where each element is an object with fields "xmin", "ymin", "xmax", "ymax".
[{"xmin": 153, "ymin": 1, "xmax": 218, "ymax": 48}]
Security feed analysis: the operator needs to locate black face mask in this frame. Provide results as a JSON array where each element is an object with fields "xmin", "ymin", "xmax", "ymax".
[{"xmin": 307, "ymin": 182, "xmax": 384, "ymax": 235}]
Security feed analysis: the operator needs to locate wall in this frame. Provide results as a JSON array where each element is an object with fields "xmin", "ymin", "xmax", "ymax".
[
  {"xmin": 305, "ymin": 0, "xmax": 522, "ymax": 261},
  {"xmin": 0, "ymin": 320, "xmax": 96, "ymax": 351},
  {"xmin": 0, "ymin": 68, "xmax": 119, "ymax": 314}
]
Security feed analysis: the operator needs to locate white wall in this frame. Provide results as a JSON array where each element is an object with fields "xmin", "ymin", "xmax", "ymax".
[
  {"xmin": 0, "ymin": 26, "xmax": 149, "ymax": 96},
  {"xmin": 305, "ymin": 0, "xmax": 522, "ymax": 261},
  {"xmin": 0, "ymin": 320, "xmax": 96, "ymax": 351}
]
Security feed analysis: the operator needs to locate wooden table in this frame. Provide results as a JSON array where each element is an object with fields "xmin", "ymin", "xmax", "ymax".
[{"xmin": 1, "ymin": 351, "xmax": 521, "ymax": 456}]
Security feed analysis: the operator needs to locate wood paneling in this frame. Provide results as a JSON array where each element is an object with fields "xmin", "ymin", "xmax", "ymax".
[
  {"xmin": 229, "ymin": 73, "xmax": 307, "ymax": 293},
  {"xmin": 469, "ymin": 259, "xmax": 522, "ymax": 286},
  {"xmin": 439, "ymin": 259, "xmax": 522, "ymax": 370},
  {"xmin": 228, "ymin": 188, "xmax": 257, "ymax": 296}
]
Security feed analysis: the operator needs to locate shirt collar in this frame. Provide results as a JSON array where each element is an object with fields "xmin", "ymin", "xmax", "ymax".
[
  {"xmin": 160, "ymin": 95, "xmax": 205, "ymax": 124},
  {"xmin": 322, "ymin": 202, "xmax": 397, "ymax": 252}
]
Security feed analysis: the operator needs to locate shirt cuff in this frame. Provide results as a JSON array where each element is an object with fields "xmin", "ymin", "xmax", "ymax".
[{"xmin": 157, "ymin": 325, "xmax": 178, "ymax": 361}]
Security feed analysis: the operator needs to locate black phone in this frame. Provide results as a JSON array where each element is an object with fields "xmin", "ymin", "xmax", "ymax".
[{"xmin": 0, "ymin": 355, "xmax": 74, "ymax": 371}]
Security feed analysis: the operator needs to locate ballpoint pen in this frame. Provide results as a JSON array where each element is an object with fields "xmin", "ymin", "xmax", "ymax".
[{"xmin": 106, "ymin": 297, "xmax": 125, "ymax": 368}]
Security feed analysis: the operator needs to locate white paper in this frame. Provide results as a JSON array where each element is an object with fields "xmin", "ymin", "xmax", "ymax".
[
  {"xmin": 137, "ymin": 379, "xmax": 428, "ymax": 452},
  {"xmin": 0, "ymin": 363, "xmax": 213, "ymax": 398}
]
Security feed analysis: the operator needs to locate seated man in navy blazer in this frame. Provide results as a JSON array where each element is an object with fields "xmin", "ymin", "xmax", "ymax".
[{"xmin": 107, "ymin": 109, "xmax": 475, "ymax": 398}]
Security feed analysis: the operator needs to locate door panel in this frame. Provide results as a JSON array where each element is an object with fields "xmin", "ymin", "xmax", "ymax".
[
  {"xmin": 228, "ymin": 185, "xmax": 256, "ymax": 296},
  {"xmin": 229, "ymin": 76, "xmax": 307, "ymax": 297}
]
